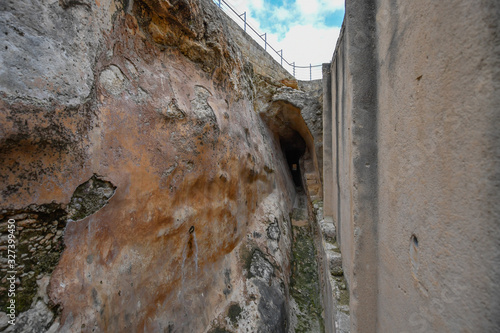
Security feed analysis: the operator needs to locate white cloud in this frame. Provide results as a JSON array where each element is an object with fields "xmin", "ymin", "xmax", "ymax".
[
  {"xmin": 275, "ymin": 7, "xmax": 293, "ymax": 21},
  {"xmin": 229, "ymin": 0, "xmax": 264, "ymax": 12},
  {"xmin": 249, "ymin": 23, "xmax": 340, "ymax": 80},
  {"xmin": 293, "ymin": 0, "xmax": 344, "ymax": 26},
  {"xmin": 273, "ymin": 24, "xmax": 340, "ymax": 65},
  {"xmin": 296, "ymin": 0, "xmax": 319, "ymax": 16},
  {"xmin": 251, "ymin": 0, "xmax": 264, "ymax": 11}
]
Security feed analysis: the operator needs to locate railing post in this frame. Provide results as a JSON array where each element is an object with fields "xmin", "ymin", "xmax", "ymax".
[
  {"xmin": 239, "ymin": 12, "xmax": 247, "ymax": 32},
  {"xmin": 260, "ymin": 33, "xmax": 267, "ymax": 51},
  {"xmin": 280, "ymin": 49, "xmax": 283, "ymax": 66},
  {"xmin": 310, "ymin": 63, "xmax": 312, "ymax": 80},
  {"xmin": 293, "ymin": 62, "xmax": 295, "ymax": 77}
]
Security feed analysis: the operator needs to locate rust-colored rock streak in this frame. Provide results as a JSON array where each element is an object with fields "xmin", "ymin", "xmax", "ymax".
[
  {"xmin": 50, "ymin": 15, "xmax": 280, "ymax": 333},
  {"xmin": 1, "ymin": 0, "xmax": 298, "ymax": 331}
]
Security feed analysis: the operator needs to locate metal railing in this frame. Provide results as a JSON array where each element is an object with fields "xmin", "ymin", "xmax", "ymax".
[{"xmin": 214, "ymin": 0, "xmax": 323, "ymax": 81}]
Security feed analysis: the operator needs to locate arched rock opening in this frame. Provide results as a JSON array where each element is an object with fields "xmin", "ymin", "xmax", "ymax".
[
  {"xmin": 259, "ymin": 99, "xmax": 320, "ymax": 195},
  {"xmin": 279, "ymin": 129, "xmax": 306, "ymax": 188}
]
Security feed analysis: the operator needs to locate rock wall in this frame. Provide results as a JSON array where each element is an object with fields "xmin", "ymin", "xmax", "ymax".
[
  {"xmin": 0, "ymin": 0, "xmax": 325, "ymax": 332},
  {"xmin": 323, "ymin": 0, "xmax": 500, "ymax": 332}
]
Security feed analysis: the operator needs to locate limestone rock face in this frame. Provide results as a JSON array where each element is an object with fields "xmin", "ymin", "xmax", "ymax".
[
  {"xmin": 254, "ymin": 75, "xmax": 324, "ymax": 198},
  {"xmin": 0, "ymin": 0, "xmax": 314, "ymax": 332},
  {"xmin": 0, "ymin": 0, "xmax": 116, "ymax": 107}
]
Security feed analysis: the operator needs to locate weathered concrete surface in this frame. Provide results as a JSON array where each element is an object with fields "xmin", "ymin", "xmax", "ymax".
[
  {"xmin": 323, "ymin": 0, "xmax": 500, "ymax": 332},
  {"xmin": 375, "ymin": 1, "xmax": 500, "ymax": 331},
  {"xmin": 324, "ymin": 3, "xmax": 379, "ymax": 331},
  {"xmin": 0, "ymin": 0, "xmax": 327, "ymax": 332},
  {"xmin": 322, "ymin": 63, "xmax": 334, "ymax": 222}
]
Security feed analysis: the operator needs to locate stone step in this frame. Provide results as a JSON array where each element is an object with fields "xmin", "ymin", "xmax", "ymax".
[
  {"xmin": 328, "ymin": 251, "xmax": 343, "ymax": 276},
  {"xmin": 309, "ymin": 194, "xmax": 319, "ymax": 202},
  {"xmin": 304, "ymin": 172, "xmax": 317, "ymax": 180}
]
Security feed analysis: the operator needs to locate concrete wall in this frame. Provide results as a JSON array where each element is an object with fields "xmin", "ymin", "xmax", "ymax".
[
  {"xmin": 322, "ymin": 63, "xmax": 334, "ymax": 221},
  {"xmin": 323, "ymin": 0, "xmax": 500, "ymax": 332}
]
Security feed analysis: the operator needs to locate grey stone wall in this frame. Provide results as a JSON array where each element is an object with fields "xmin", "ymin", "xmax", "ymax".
[
  {"xmin": 219, "ymin": 7, "xmax": 294, "ymax": 82},
  {"xmin": 323, "ymin": 0, "xmax": 500, "ymax": 332}
]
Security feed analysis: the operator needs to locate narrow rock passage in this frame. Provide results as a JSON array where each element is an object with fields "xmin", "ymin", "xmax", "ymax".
[{"xmin": 289, "ymin": 191, "xmax": 324, "ymax": 333}]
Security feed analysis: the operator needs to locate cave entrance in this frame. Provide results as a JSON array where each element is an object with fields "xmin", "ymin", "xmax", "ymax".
[{"xmin": 280, "ymin": 130, "xmax": 307, "ymax": 189}]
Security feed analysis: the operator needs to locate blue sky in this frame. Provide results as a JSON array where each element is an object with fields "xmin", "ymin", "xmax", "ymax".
[
  {"xmin": 219, "ymin": 0, "xmax": 345, "ymax": 78},
  {"xmin": 251, "ymin": 0, "xmax": 344, "ymax": 37}
]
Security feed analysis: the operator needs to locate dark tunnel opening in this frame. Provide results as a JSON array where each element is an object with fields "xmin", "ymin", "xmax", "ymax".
[{"xmin": 279, "ymin": 130, "xmax": 307, "ymax": 189}]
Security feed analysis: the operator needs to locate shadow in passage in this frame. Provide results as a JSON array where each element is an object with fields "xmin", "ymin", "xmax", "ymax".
[{"xmin": 279, "ymin": 129, "xmax": 306, "ymax": 189}]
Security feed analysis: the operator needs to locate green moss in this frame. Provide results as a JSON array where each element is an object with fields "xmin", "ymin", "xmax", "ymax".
[
  {"xmin": 2, "ymin": 176, "xmax": 115, "ymax": 314},
  {"xmin": 16, "ymin": 278, "xmax": 37, "ymax": 312},
  {"xmin": 331, "ymin": 266, "xmax": 344, "ymax": 277},
  {"xmin": 209, "ymin": 328, "xmax": 232, "ymax": 333},
  {"xmin": 227, "ymin": 303, "xmax": 242, "ymax": 324},
  {"xmin": 290, "ymin": 208, "xmax": 307, "ymax": 222},
  {"xmin": 334, "ymin": 276, "xmax": 350, "ymax": 314},
  {"xmin": 1, "ymin": 205, "xmax": 66, "ymax": 313},
  {"xmin": 16, "ymin": 252, "xmax": 61, "ymax": 312},
  {"xmin": 290, "ymin": 225, "xmax": 325, "ymax": 332},
  {"xmin": 338, "ymin": 289, "xmax": 350, "ymax": 312}
]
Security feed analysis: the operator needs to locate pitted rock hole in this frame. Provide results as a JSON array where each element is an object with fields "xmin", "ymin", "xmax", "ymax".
[
  {"xmin": 67, "ymin": 175, "xmax": 116, "ymax": 221},
  {"xmin": 410, "ymin": 234, "xmax": 419, "ymax": 277},
  {"xmin": 99, "ymin": 65, "xmax": 127, "ymax": 96}
]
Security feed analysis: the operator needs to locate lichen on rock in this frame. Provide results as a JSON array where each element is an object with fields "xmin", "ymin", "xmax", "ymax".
[
  {"xmin": 66, "ymin": 175, "xmax": 116, "ymax": 221},
  {"xmin": 267, "ymin": 218, "xmax": 281, "ymax": 241},
  {"xmin": 249, "ymin": 249, "xmax": 274, "ymax": 283}
]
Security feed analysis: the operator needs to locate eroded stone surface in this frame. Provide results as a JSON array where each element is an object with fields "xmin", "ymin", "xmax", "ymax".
[
  {"xmin": 267, "ymin": 218, "xmax": 281, "ymax": 241},
  {"xmin": 67, "ymin": 175, "xmax": 116, "ymax": 221},
  {"xmin": 0, "ymin": 0, "xmax": 117, "ymax": 107},
  {"xmin": 0, "ymin": 0, "xmax": 326, "ymax": 332},
  {"xmin": 99, "ymin": 65, "xmax": 128, "ymax": 96},
  {"xmin": 249, "ymin": 250, "xmax": 274, "ymax": 283},
  {"xmin": 2, "ymin": 301, "xmax": 53, "ymax": 333},
  {"xmin": 255, "ymin": 76, "xmax": 324, "ymax": 198},
  {"xmin": 322, "ymin": 0, "xmax": 500, "ymax": 331}
]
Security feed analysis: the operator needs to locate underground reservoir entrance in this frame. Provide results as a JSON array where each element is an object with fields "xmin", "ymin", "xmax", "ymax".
[{"xmin": 280, "ymin": 129, "xmax": 306, "ymax": 188}]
